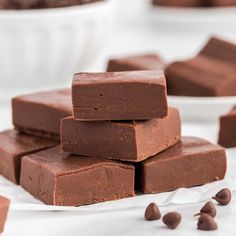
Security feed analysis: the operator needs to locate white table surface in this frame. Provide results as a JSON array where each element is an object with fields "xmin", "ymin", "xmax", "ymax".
[{"xmin": 1, "ymin": 1, "xmax": 236, "ymax": 235}]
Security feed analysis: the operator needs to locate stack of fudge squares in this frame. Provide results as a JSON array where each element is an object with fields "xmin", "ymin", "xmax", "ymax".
[{"xmin": 0, "ymin": 70, "xmax": 227, "ymax": 206}]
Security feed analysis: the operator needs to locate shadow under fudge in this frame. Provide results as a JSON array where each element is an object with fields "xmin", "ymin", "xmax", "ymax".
[
  {"xmin": 165, "ymin": 37, "xmax": 236, "ymax": 96},
  {"xmin": 12, "ymin": 89, "xmax": 72, "ymax": 141}
]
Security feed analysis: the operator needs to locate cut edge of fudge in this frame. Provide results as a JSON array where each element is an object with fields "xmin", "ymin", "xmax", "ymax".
[
  {"xmin": 199, "ymin": 37, "xmax": 236, "ymax": 64},
  {"xmin": 72, "ymin": 71, "xmax": 168, "ymax": 120},
  {"xmin": 165, "ymin": 37, "xmax": 236, "ymax": 97},
  {"xmin": 136, "ymin": 136, "xmax": 227, "ymax": 194},
  {"xmin": 12, "ymin": 89, "xmax": 72, "ymax": 138},
  {"xmin": 20, "ymin": 146, "xmax": 135, "ymax": 206},
  {"xmin": 0, "ymin": 129, "xmax": 57, "ymax": 184},
  {"xmin": 218, "ymin": 106, "xmax": 236, "ymax": 148},
  {"xmin": 61, "ymin": 107, "xmax": 181, "ymax": 162},
  {"xmin": 152, "ymin": 0, "xmax": 204, "ymax": 7},
  {"xmin": 15, "ymin": 126, "xmax": 60, "ymax": 141},
  {"xmin": 0, "ymin": 196, "xmax": 10, "ymax": 234},
  {"xmin": 106, "ymin": 54, "xmax": 165, "ymax": 72}
]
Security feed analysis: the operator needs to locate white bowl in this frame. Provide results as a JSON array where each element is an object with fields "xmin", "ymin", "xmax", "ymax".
[
  {"xmin": 0, "ymin": 1, "xmax": 114, "ymax": 100},
  {"xmin": 148, "ymin": 4, "xmax": 236, "ymax": 34},
  {"xmin": 169, "ymin": 96, "xmax": 236, "ymax": 123}
]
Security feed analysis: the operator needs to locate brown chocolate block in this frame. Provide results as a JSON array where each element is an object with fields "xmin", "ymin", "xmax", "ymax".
[
  {"xmin": 165, "ymin": 37, "xmax": 236, "ymax": 96},
  {"xmin": 20, "ymin": 147, "xmax": 135, "ymax": 206},
  {"xmin": 152, "ymin": 0, "xmax": 203, "ymax": 7},
  {"xmin": 45, "ymin": 0, "xmax": 103, "ymax": 8},
  {"xmin": 72, "ymin": 71, "xmax": 168, "ymax": 120},
  {"xmin": 0, "ymin": 0, "xmax": 103, "ymax": 9},
  {"xmin": 210, "ymin": 0, "xmax": 236, "ymax": 7},
  {"xmin": 0, "ymin": 130, "xmax": 57, "ymax": 184},
  {"xmin": 12, "ymin": 89, "xmax": 72, "ymax": 140},
  {"xmin": 0, "ymin": 196, "xmax": 10, "ymax": 234},
  {"xmin": 218, "ymin": 106, "xmax": 236, "ymax": 148},
  {"xmin": 136, "ymin": 137, "xmax": 227, "ymax": 194},
  {"xmin": 107, "ymin": 54, "xmax": 165, "ymax": 72},
  {"xmin": 61, "ymin": 108, "xmax": 181, "ymax": 162}
]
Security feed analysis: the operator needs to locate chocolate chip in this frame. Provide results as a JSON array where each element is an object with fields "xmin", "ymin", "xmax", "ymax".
[
  {"xmin": 162, "ymin": 212, "xmax": 181, "ymax": 229},
  {"xmin": 144, "ymin": 203, "xmax": 161, "ymax": 221},
  {"xmin": 194, "ymin": 201, "xmax": 217, "ymax": 217},
  {"xmin": 197, "ymin": 214, "xmax": 218, "ymax": 231},
  {"xmin": 213, "ymin": 188, "xmax": 231, "ymax": 206}
]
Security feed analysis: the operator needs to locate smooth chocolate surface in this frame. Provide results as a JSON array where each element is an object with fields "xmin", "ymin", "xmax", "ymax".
[
  {"xmin": 107, "ymin": 54, "xmax": 165, "ymax": 72},
  {"xmin": 72, "ymin": 71, "xmax": 168, "ymax": 120},
  {"xmin": 152, "ymin": 0, "xmax": 236, "ymax": 7},
  {"xmin": 61, "ymin": 108, "xmax": 181, "ymax": 162},
  {"xmin": 0, "ymin": 0, "xmax": 103, "ymax": 9},
  {"xmin": 165, "ymin": 37, "xmax": 236, "ymax": 96},
  {"xmin": 12, "ymin": 89, "xmax": 72, "ymax": 140},
  {"xmin": 152, "ymin": 0, "xmax": 203, "ymax": 7},
  {"xmin": 0, "ymin": 196, "xmax": 10, "ymax": 234},
  {"xmin": 136, "ymin": 137, "xmax": 227, "ymax": 194},
  {"xmin": 218, "ymin": 106, "xmax": 236, "ymax": 148},
  {"xmin": 210, "ymin": 0, "xmax": 236, "ymax": 6},
  {"xmin": 0, "ymin": 130, "xmax": 57, "ymax": 184},
  {"xmin": 20, "ymin": 147, "xmax": 135, "ymax": 206}
]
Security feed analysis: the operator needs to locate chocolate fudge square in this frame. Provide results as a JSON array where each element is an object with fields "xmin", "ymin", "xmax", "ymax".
[
  {"xmin": 0, "ymin": 196, "xmax": 10, "ymax": 234},
  {"xmin": 0, "ymin": 0, "xmax": 103, "ymax": 9},
  {"xmin": 210, "ymin": 0, "xmax": 236, "ymax": 6},
  {"xmin": 0, "ymin": 130, "xmax": 57, "ymax": 184},
  {"xmin": 107, "ymin": 54, "xmax": 165, "ymax": 72},
  {"xmin": 20, "ymin": 147, "xmax": 135, "ymax": 206},
  {"xmin": 45, "ymin": 0, "xmax": 104, "ymax": 8},
  {"xmin": 218, "ymin": 106, "xmax": 236, "ymax": 148},
  {"xmin": 72, "ymin": 71, "xmax": 168, "ymax": 120},
  {"xmin": 12, "ymin": 89, "xmax": 72, "ymax": 140},
  {"xmin": 165, "ymin": 37, "xmax": 236, "ymax": 96},
  {"xmin": 61, "ymin": 108, "xmax": 181, "ymax": 162},
  {"xmin": 152, "ymin": 0, "xmax": 203, "ymax": 7},
  {"xmin": 136, "ymin": 137, "xmax": 227, "ymax": 194}
]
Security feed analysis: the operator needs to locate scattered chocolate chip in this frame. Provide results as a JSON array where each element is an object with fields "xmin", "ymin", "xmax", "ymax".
[
  {"xmin": 162, "ymin": 212, "xmax": 181, "ymax": 229},
  {"xmin": 213, "ymin": 188, "xmax": 231, "ymax": 206},
  {"xmin": 144, "ymin": 202, "xmax": 161, "ymax": 221},
  {"xmin": 194, "ymin": 201, "xmax": 217, "ymax": 217},
  {"xmin": 197, "ymin": 214, "xmax": 218, "ymax": 231}
]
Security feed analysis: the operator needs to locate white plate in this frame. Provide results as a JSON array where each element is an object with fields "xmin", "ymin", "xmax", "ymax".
[
  {"xmin": 148, "ymin": 5, "xmax": 236, "ymax": 34},
  {"xmin": 169, "ymin": 96, "xmax": 236, "ymax": 122}
]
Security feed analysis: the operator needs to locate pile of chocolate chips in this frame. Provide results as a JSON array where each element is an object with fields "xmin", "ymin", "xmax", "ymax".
[
  {"xmin": 144, "ymin": 188, "xmax": 232, "ymax": 231},
  {"xmin": 0, "ymin": 0, "xmax": 103, "ymax": 10}
]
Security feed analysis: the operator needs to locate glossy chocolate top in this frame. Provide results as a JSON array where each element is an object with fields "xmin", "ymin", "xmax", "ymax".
[
  {"xmin": 73, "ymin": 71, "xmax": 166, "ymax": 85},
  {"xmin": 0, "ymin": 0, "xmax": 104, "ymax": 9},
  {"xmin": 13, "ymin": 89, "xmax": 72, "ymax": 114},
  {"xmin": 24, "ymin": 146, "xmax": 134, "ymax": 175},
  {"xmin": 107, "ymin": 54, "xmax": 165, "ymax": 72},
  {"xmin": 0, "ymin": 130, "xmax": 57, "ymax": 156},
  {"xmin": 144, "ymin": 136, "xmax": 225, "ymax": 165}
]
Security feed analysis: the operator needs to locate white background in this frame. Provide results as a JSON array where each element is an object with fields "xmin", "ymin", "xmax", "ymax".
[{"xmin": 1, "ymin": 0, "xmax": 236, "ymax": 235}]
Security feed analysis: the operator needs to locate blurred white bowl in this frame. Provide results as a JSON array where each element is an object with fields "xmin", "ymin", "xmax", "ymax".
[
  {"xmin": 0, "ymin": 0, "xmax": 114, "ymax": 99},
  {"xmin": 148, "ymin": 5, "xmax": 236, "ymax": 34},
  {"xmin": 169, "ymin": 96, "xmax": 236, "ymax": 123}
]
